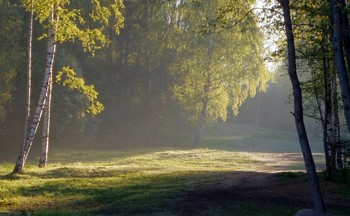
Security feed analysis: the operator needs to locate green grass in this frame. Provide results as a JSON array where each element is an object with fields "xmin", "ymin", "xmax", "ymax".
[
  {"xmin": 202, "ymin": 122, "xmax": 323, "ymax": 153},
  {"xmin": 0, "ymin": 148, "xmax": 349, "ymax": 215},
  {"xmin": 0, "ymin": 149, "xmax": 259, "ymax": 215},
  {"xmin": 0, "ymin": 123, "xmax": 347, "ymax": 215}
]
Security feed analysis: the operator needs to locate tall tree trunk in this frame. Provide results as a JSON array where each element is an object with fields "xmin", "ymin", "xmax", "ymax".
[
  {"xmin": 332, "ymin": 75, "xmax": 343, "ymax": 169},
  {"xmin": 146, "ymin": 0, "xmax": 153, "ymax": 98},
  {"xmin": 23, "ymin": 0, "xmax": 33, "ymax": 147},
  {"xmin": 340, "ymin": 0, "xmax": 350, "ymax": 74},
  {"xmin": 278, "ymin": 0, "xmax": 326, "ymax": 213},
  {"xmin": 13, "ymin": 10, "xmax": 57, "ymax": 174},
  {"xmin": 331, "ymin": 0, "xmax": 350, "ymax": 134},
  {"xmin": 323, "ymin": 44, "xmax": 334, "ymax": 180},
  {"xmin": 193, "ymin": 35, "xmax": 213, "ymax": 148},
  {"xmin": 38, "ymin": 72, "xmax": 52, "ymax": 168},
  {"xmin": 193, "ymin": 99, "xmax": 208, "ymax": 148}
]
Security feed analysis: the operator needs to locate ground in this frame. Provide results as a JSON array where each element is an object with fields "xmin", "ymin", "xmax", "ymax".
[{"xmin": 0, "ymin": 123, "xmax": 349, "ymax": 215}]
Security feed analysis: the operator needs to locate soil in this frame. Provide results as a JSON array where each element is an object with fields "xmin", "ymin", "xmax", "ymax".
[{"xmin": 174, "ymin": 153, "xmax": 350, "ymax": 216}]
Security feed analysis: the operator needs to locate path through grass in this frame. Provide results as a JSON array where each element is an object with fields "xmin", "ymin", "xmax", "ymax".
[{"xmin": 0, "ymin": 149, "xmax": 349, "ymax": 215}]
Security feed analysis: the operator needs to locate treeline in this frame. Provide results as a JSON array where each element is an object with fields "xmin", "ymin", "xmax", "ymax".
[
  {"xmin": 1, "ymin": 0, "xmax": 349, "ymax": 178},
  {"xmin": 0, "ymin": 0, "xmax": 268, "ymax": 155}
]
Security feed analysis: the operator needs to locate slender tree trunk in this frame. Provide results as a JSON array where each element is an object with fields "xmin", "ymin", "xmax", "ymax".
[
  {"xmin": 332, "ymin": 75, "xmax": 343, "ymax": 169},
  {"xmin": 331, "ymin": 0, "xmax": 350, "ymax": 134},
  {"xmin": 23, "ymin": 0, "xmax": 33, "ymax": 147},
  {"xmin": 38, "ymin": 72, "xmax": 52, "ymax": 168},
  {"xmin": 193, "ymin": 99, "xmax": 208, "ymax": 148},
  {"xmin": 256, "ymin": 94, "xmax": 261, "ymax": 126},
  {"xmin": 193, "ymin": 35, "xmax": 213, "ymax": 148},
  {"xmin": 38, "ymin": 10, "xmax": 60, "ymax": 168},
  {"xmin": 323, "ymin": 45, "xmax": 334, "ymax": 180},
  {"xmin": 340, "ymin": 0, "xmax": 350, "ymax": 74},
  {"xmin": 146, "ymin": 0, "xmax": 153, "ymax": 98},
  {"xmin": 278, "ymin": 0, "xmax": 326, "ymax": 213},
  {"xmin": 13, "ymin": 10, "xmax": 57, "ymax": 174}
]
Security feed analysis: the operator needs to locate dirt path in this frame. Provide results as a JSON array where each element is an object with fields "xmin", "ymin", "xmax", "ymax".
[{"xmin": 176, "ymin": 151, "xmax": 350, "ymax": 216}]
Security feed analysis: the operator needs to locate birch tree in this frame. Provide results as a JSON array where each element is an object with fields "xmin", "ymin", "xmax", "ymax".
[
  {"xmin": 23, "ymin": 0, "xmax": 33, "ymax": 149},
  {"xmin": 171, "ymin": 0, "xmax": 270, "ymax": 147},
  {"xmin": 38, "ymin": 72, "xmax": 52, "ymax": 168},
  {"xmin": 13, "ymin": 0, "xmax": 124, "ymax": 173}
]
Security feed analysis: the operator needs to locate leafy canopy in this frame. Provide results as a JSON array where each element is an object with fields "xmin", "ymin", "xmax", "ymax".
[
  {"xmin": 171, "ymin": 0, "xmax": 270, "ymax": 124},
  {"xmin": 56, "ymin": 66, "xmax": 104, "ymax": 116},
  {"xmin": 21, "ymin": 0, "xmax": 124, "ymax": 116}
]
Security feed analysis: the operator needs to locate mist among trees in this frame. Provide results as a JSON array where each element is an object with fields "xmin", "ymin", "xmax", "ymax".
[{"xmin": 1, "ymin": 0, "xmax": 350, "ymax": 215}]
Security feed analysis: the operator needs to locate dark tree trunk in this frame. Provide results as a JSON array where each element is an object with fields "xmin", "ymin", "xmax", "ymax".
[
  {"xmin": 323, "ymin": 44, "xmax": 334, "ymax": 180},
  {"xmin": 193, "ymin": 99, "xmax": 208, "ymax": 148},
  {"xmin": 332, "ymin": 75, "xmax": 343, "ymax": 169},
  {"xmin": 340, "ymin": 0, "xmax": 350, "ymax": 75},
  {"xmin": 331, "ymin": 0, "xmax": 350, "ymax": 134},
  {"xmin": 193, "ymin": 35, "xmax": 213, "ymax": 148},
  {"xmin": 278, "ymin": 0, "xmax": 326, "ymax": 213}
]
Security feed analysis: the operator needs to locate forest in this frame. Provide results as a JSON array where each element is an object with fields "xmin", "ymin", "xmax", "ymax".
[{"xmin": 0, "ymin": 0, "xmax": 350, "ymax": 215}]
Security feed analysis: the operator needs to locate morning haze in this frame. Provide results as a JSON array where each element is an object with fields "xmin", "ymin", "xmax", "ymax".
[{"xmin": 0, "ymin": 0, "xmax": 349, "ymax": 215}]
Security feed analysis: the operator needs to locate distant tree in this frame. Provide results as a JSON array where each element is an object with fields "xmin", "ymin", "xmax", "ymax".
[
  {"xmin": 171, "ymin": 0, "xmax": 270, "ymax": 147},
  {"xmin": 13, "ymin": 0, "xmax": 124, "ymax": 173},
  {"xmin": 0, "ymin": 0, "xmax": 24, "ymax": 124},
  {"xmin": 277, "ymin": 0, "xmax": 326, "ymax": 213},
  {"xmin": 330, "ymin": 0, "xmax": 350, "ymax": 134}
]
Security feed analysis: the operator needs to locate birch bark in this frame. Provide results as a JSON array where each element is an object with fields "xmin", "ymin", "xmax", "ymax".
[
  {"xmin": 39, "ymin": 73, "xmax": 52, "ymax": 168},
  {"xmin": 13, "ymin": 9, "xmax": 57, "ymax": 173},
  {"xmin": 23, "ymin": 0, "xmax": 33, "ymax": 150}
]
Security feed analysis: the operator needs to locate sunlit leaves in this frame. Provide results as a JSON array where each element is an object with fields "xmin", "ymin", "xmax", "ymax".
[
  {"xmin": 171, "ymin": 0, "xmax": 270, "ymax": 125},
  {"xmin": 22, "ymin": 0, "xmax": 124, "ymax": 55},
  {"xmin": 56, "ymin": 67, "xmax": 104, "ymax": 116}
]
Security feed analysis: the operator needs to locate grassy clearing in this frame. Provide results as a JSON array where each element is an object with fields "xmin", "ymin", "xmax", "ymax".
[
  {"xmin": 0, "ymin": 149, "xmax": 260, "ymax": 215},
  {"xmin": 0, "ymin": 148, "xmax": 349, "ymax": 215},
  {"xmin": 0, "ymin": 123, "xmax": 347, "ymax": 215}
]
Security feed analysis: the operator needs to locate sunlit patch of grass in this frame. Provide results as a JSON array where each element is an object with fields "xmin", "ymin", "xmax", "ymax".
[
  {"xmin": 203, "ymin": 122, "xmax": 323, "ymax": 153},
  {"xmin": 0, "ymin": 149, "xmax": 260, "ymax": 214},
  {"xmin": 0, "ymin": 148, "xmax": 348, "ymax": 215}
]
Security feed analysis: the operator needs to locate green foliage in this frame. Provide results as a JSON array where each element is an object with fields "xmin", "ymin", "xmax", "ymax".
[
  {"xmin": 0, "ymin": 0, "xmax": 24, "ymax": 123},
  {"xmin": 171, "ymin": 0, "xmax": 270, "ymax": 125},
  {"xmin": 22, "ymin": 0, "xmax": 124, "ymax": 55},
  {"xmin": 56, "ymin": 66, "xmax": 104, "ymax": 116}
]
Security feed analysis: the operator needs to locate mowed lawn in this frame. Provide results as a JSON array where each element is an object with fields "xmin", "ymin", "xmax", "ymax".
[{"xmin": 0, "ymin": 123, "xmax": 349, "ymax": 215}]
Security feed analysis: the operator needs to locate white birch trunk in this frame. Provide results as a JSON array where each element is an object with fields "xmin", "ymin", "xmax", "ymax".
[
  {"xmin": 13, "ymin": 10, "xmax": 57, "ymax": 173},
  {"xmin": 23, "ymin": 0, "xmax": 33, "ymax": 148},
  {"xmin": 39, "ymin": 73, "xmax": 52, "ymax": 168}
]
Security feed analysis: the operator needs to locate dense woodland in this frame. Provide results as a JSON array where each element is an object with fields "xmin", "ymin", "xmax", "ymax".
[
  {"xmin": 1, "ymin": 0, "xmax": 271, "ymax": 152},
  {"xmin": 1, "ymin": 0, "xmax": 350, "ymax": 213},
  {"xmin": 0, "ymin": 0, "xmax": 350, "ymax": 200}
]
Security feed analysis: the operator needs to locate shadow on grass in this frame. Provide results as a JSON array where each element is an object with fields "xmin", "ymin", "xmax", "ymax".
[{"xmin": 8, "ymin": 171, "xmax": 350, "ymax": 216}]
